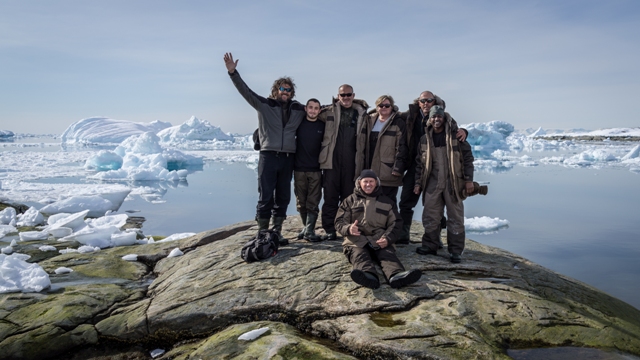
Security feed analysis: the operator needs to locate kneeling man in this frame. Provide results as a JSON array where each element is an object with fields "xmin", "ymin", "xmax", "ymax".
[{"xmin": 335, "ymin": 169, "xmax": 422, "ymax": 289}]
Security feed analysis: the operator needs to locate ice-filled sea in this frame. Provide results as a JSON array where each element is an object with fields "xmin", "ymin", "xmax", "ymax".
[{"xmin": 1, "ymin": 129, "xmax": 639, "ymax": 310}]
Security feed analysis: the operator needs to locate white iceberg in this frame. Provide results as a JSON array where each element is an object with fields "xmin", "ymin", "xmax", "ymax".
[{"xmin": 61, "ymin": 117, "xmax": 172, "ymax": 144}]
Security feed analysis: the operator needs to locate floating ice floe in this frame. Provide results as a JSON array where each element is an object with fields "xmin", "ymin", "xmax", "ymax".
[
  {"xmin": 39, "ymin": 245, "xmax": 57, "ymax": 252},
  {"xmin": 0, "ymin": 253, "xmax": 51, "ymax": 293},
  {"xmin": 40, "ymin": 190, "xmax": 131, "ymax": 218},
  {"xmin": 0, "ymin": 130, "xmax": 15, "ymax": 139},
  {"xmin": 465, "ymin": 216, "xmax": 510, "ymax": 234},
  {"xmin": 85, "ymin": 132, "xmax": 203, "ymax": 182}
]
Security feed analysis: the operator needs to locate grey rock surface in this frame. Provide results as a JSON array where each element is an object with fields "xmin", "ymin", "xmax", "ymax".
[{"xmin": 1, "ymin": 217, "xmax": 639, "ymax": 359}]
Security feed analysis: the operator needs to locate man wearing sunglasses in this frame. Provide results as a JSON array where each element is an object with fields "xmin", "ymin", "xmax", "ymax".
[
  {"xmin": 397, "ymin": 91, "xmax": 467, "ymax": 244},
  {"xmin": 224, "ymin": 52, "xmax": 306, "ymax": 245},
  {"xmin": 317, "ymin": 85, "xmax": 370, "ymax": 241}
]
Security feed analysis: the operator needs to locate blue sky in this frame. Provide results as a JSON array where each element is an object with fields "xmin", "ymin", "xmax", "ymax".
[{"xmin": 1, "ymin": 0, "xmax": 639, "ymax": 135}]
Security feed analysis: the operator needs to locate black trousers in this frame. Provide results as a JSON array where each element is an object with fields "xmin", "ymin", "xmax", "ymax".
[
  {"xmin": 399, "ymin": 164, "xmax": 420, "ymax": 225},
  {"xmin": 343, "ymin": 245, "xmax": 405, "ymax": 281},
  {"xmin": 257, "ymin": 151, "xmax": 294, "ymax": 219},
  {"xmin": 321, "ymin": 166, "xmax": 356, "ymax": 233}
]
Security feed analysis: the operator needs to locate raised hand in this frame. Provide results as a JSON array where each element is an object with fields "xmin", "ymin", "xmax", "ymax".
[{"xmin": 224, "ymin": 52, "xmax": 238, "ymax": 73}]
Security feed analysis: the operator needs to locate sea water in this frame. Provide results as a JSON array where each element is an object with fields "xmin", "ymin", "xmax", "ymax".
[{"xmin": 2, "ymin": 140, "xmax": 639, "ymax": 310}]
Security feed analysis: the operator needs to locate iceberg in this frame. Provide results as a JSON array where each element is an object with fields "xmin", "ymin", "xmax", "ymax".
[{"xmin": 61, "ymin": 117, "xmax": 172, "ymax": 144}]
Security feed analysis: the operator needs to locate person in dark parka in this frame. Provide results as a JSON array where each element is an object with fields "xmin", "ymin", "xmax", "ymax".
[{"xmin": 224, "ymin": 52, "xmax": 306, "ymax": 245}]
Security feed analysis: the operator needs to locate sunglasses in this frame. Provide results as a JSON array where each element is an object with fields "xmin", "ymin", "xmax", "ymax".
[
  {"xmin": 419, "ymin": 98, "xmax": 435, "ymax": 104},
  {"xmin": 339, "ymin": 93, "xmax": 353, "ymax": 97},
  {"xmin": 378, "ymin": 104, "xmax": 392, "ymax": 108},
  {"xmin": 279, "ymin": 87, "xmax": 292, "ymax": 93}
]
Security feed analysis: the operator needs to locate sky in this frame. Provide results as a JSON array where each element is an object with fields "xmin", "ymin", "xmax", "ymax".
[{"xmin": 0, "ymin": 0, "xmax": 639, "ymax": 135}]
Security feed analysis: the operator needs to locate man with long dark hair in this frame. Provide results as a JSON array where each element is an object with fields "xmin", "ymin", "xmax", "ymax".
[{"xmin": 224, "ymin": 52, "xmax": 306, "ymax": 244}]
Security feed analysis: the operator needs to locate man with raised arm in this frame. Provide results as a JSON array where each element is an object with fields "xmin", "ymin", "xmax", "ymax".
[{"xmin": 224, "ymin": 52, "xmax": 305, "ymax": 245}]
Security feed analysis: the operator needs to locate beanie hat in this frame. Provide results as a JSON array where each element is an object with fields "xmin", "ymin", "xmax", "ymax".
[
  {"xmin": 358, "ymin": 169, "xmax": 377, "ymax": 180},
  {"xmin": 429, "ymin": 105, "xmax": 445, "ymax": 119}
]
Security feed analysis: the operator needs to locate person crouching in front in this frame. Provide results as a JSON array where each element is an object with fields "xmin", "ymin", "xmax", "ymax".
[{"xmin": 335, "ymin": 169, "xmax": 422, "ymax": 289}]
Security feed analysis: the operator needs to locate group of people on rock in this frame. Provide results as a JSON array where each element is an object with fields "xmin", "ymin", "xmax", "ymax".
[{"xmin": 224, "ymin": 53, "xmax": 477, "ymax": 290}]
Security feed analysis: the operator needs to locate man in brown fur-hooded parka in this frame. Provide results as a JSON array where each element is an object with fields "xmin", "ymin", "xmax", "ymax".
[{"xmin": 317, "ymin": 84, "xmax": 369, "ymax": 241}]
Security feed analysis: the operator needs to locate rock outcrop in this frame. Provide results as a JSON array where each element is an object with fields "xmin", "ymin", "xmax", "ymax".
[{"xmin": 1, "ymin": 218, "xmax": 640, "ymax": 359}]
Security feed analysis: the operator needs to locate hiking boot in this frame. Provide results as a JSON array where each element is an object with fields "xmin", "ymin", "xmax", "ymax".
[
  {"xmin": 416, "ymin": 247, "xmax": 437, "ymax": 256},
  {"xmin": 350, "ymin": 269, "xmax": 380, "ymax": 289},
  {"xmin": 396, "ymin": 223, "xmax": 411, "ymax": 244},
  {"xmin": 256, "ymin": 217, "xmax": 270, "ymax": 231},
  {"xmin": 322, "ymin": 231, "xmax": 338, "ymax": 241},
  {"xmin": 450, "ymin": 253, "xmax": 462, "ymax": 263},
  {"xmin": 271, "ymin": 216, "xmax": 288, "ymax": 246},
  {"xmin": 389, "ymin": 269, "xmax": 422, "ymax": 288},
  {"xmin": 297, "ymin": 213, "xmax": 307, "ymax": 240},
  {"xmin": 303, "ymin": 213, "xmax": 321, "ymax": 242}
]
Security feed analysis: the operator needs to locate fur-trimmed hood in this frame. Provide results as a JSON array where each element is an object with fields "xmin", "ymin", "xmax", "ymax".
[
  {"xmin": 329, "ymin": 97, "xmax": 369, "ymax": 110},
  {"xmin": 411, "ymin": 94, "xmax": 446, "ymax": 109}
]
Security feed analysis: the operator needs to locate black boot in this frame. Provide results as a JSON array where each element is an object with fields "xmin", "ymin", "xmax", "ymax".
[
  {"xmin": 271, "ymin": 216, "xmax": 288, "ymax": 246},
  {"xmin": 389, "ymin": 269, "xmax": 422, "ymax": 288},
  {"xmin": 416, "ymin": 230, "xmax": 440, "ymax": 255},
  {"xmin": 397, "ymin": 223, "xmax": 411, "ymax": 244},
  {"xmin": 303, "ymin": 213, "xmax": 321, "ymax": 242},
  {"xmin": 297, "ymin": 213, "xmax": 307, "ymax": 240},
  {"xmin": 350, "ymin": 270, "xmax": 380, "ymax": 289}
]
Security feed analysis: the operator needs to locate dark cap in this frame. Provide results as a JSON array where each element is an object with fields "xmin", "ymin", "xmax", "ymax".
[
  {"xmin": 358, "ymin": 169, "xmax": 377, "ymax": 180},
  {"xmin": 429, "ymin": 105, "xmax": 445, "ymax": 119}
]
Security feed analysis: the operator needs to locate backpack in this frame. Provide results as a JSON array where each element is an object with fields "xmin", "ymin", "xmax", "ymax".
[
  {"xmin": 252, "ymin": 128, "xmax": 260, "ymax": 151},
  {"xmin": 241, "ymin": 229, "xmax": 279, "ymax": 262}
]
